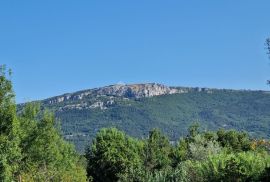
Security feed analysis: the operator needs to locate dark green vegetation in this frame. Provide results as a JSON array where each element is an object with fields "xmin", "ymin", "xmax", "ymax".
[
  {"xmin": 0, "ymin": 66, "xmax": 87, "ymax": 181},
  {"xmin": 86, "ymin": 126, "xmax": 270, "ymax": 182},
  {"xmin": 20, "ymin": 86, "xmax": 270, "ymax": 152}
]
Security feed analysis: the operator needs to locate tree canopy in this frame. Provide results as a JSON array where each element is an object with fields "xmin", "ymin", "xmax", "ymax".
[{"xmin": 0, "ymin": 65, "xmax": 87, "ymax": 181}]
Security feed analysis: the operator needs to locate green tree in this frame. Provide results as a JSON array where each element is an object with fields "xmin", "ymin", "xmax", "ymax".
[
  {"xmin": 217, "ymin": 129, "xmax": 251, "ymax": 152},
  {"xmin": 0, "ymin": 66, "xmax": 87, "ymax": 181},
  {"xmin": 143, "ymin": 128, "xmax": 172, "ymax": 172},
  {"xmin": 0, "ymin": 65, "xmax": 21, "ymax": 181},
  {"xmin": 188, "ymin": 134, "xmax": 221, "ymax": 161},
  {"xmin": 86, "ymin": 128, "xmax": 143, "ymax": 182},
  {"xmin": 171, "ymin": 138, "xmax": 188, "ymax": 167},
  {"xmin": 19, "ymin": 105, "xmax": 87, "ymax": 181},
  {"xmin": 187, "ymin": 123, "xmax": 200, "ymax": 143}
]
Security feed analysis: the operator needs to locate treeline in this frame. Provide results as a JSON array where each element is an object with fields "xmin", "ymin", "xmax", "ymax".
[
  {"xmin": 85, "ymin": 126, "xmax": 270, "ymax": 182},
  {"xmin": 1, "ymin": 66, "xmax": 270, "ymax": 181}
]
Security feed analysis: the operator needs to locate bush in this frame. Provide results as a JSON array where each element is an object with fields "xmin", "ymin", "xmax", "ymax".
[{"xmin": 197, "ymin": 151, "xmax": 270, "ymax": 181}]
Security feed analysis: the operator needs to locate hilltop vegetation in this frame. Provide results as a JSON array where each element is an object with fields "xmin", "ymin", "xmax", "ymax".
[{"xmin": 20, "ymin": 84, "xmax": 270, "ymax": 152}]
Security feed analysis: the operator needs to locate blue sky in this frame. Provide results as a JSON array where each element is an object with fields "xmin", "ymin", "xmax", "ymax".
[{"xmin": 1, "ymin": 1, "xmax": 270, "ymax": 103}]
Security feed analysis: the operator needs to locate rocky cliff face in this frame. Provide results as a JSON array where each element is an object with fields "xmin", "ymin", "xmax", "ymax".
[
  {"xmin": 40, "ymin": 83, "xmax": 220, "ymax": 111},
  {"xmin": 94, "ymin": 83, "xmax": 180, "ymax": 98},
  {"xmin": 44, "ymin": 83, "xmax": 188, "ymax": 105}
]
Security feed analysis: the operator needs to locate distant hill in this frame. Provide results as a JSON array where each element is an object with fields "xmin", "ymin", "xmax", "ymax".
[{"xmin": 17, "ymin": 83, "xmax": 270, "ymax": 152}]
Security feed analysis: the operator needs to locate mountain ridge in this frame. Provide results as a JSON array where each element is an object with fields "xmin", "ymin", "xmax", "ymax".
[
  {"xmin": 17, "ymin": 83, "xmax": 270, "ymax": 152},
  {"xmin": 31, "ymin": 83, "xmax": 269, "ymax": 105}
]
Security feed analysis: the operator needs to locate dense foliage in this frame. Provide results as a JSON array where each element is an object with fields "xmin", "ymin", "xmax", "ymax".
[
  {"xmin": 0, "ymin": 65, "xmax": 21, "ymax": 181},
  {"xmin": 86, "ymin": 128, "xmax": 143, "ymax": 181},
  {"xmin": 86, "ymin": 126, "xmax": 270, "ymax": 182},
  {"xmin": 0, "ymin": 66, "xmax": 87, "ymax": 181}
]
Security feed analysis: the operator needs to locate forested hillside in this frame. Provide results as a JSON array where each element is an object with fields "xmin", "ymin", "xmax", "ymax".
[{"xmin": 18, "ymin": 84, "xmax": 270, "ymax": 152}]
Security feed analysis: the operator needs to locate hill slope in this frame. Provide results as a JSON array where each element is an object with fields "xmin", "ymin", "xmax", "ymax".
[{"xmin": 18, "ymin": 83, "xmax": 270, "ymax": 152}]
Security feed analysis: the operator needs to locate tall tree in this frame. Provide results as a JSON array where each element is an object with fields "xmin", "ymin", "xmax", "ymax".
[
  {"xmin": 0, "ymin": 65, "xmax": 87, "ymax": 181},
  {"xmin": 18, "ymin": 105, "xmax": 87, "ymax": 181},
  {"xmin": 0, "ymin": 65, "xmax": 21, "ymax": 181},
  {"xmin": 143, "ymin": 129, "xmax": 172, "ymax": 171}
]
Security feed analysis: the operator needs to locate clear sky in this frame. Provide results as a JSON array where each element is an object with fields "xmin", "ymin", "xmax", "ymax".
[{"xmin": 1, "ymin": 1, "xmax": 270, "ymax": 103}]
